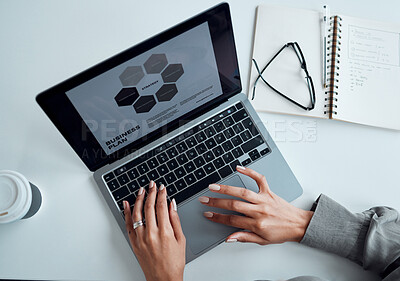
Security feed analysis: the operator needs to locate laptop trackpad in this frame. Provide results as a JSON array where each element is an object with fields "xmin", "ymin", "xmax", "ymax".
[{"xmin": 178, "ymin": 175, "xmax": 247, "ymax": 255}]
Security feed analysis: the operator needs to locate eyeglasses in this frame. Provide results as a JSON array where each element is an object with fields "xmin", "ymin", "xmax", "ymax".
[{"xmin": 252, "ymin": 42, "xmax": 316, "ymax": 111}]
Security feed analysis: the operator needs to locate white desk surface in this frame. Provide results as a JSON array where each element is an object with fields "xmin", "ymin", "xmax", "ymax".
[{"xmin": 1, "ymin": 0, "xmax": 399, "ymax": 280}]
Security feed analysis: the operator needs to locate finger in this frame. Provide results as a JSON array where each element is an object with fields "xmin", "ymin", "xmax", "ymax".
[
  {"xmin": 226, "ymin": 231, "xmax": 269, "ymax": 245},
  {"xmin": 156, "ymin": 184, "xmax": 172, "ymax": 230},
  {"xmin": 207, "ymin": 183, "xmax": 260, "ymax": 203},
  {"xmin": 169, "ymin": 198, "xmax": 185, "ymax": 242},
  {"xmin": 203, "ymin": 211, "xmax": 253, "ymax": 229},
  {"xmin": 144, "ymin": 180, "xmax": 157, "ymax": 230},
  {"xmin": 198, "ymin": 196, "xmax": 257, "ymax": 216},
  {"xmin": 132, "ymin": 186, "xmax": 145, "ymax": 235},
  {"xmin": 123, "ymin": 200, "xmax": 136, "ymax": 240},
  {"xmin": 235, "ymin": 166, "xmax": 271, "ymax": 194}
]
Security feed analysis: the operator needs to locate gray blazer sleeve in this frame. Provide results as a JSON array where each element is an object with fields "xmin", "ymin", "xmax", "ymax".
[{"xmin": 299, "ymin": 194, "xmax": 400, "ymax": 281}]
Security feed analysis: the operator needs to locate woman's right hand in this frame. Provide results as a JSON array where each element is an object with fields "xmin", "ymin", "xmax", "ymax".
[{"xmin": 199, "ymin": 166, "xmax": 314, "ymax": 245}]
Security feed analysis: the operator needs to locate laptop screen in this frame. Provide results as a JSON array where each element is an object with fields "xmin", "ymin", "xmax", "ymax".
[
  {"xmin": 36, "ymin": 3, "xmax": 241, "ymax": 171},
  {"xmin": 66, "ymin": 22, "xmax": 223, "ymax": 155}
]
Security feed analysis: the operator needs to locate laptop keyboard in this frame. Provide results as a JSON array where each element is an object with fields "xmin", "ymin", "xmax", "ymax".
[{"xmin": 102, "ymin": 102, "xmax": 271, "ymax": 217}]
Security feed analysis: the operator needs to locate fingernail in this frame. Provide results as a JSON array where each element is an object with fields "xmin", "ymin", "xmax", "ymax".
[
  {"xmin": 203, "ymin": 211, "xmax": 213, "ymax": 218},
  {"xmin": 149, "ymin": 180, "xmax": 154, "ymax": 188},
  {"xmin": 198, "ymin": 196, "xmax": 209, "ymax": 203},
  {"xmin": 172, "ymin": 198, "xmax": 177, "ymax": 211},
  {"xmin": 159, "ymin": 184, "xmax": 165, "ymax": 191},
  {"xmin": 138, "ymin": 187, "xmax": 144, "ymax": 195},
  {"xmin": 123, "ymin": 201, "xmax": 128, "ymax": 210},
  {"xmin": 236, "ymin": 165, "xmax": 246, "ymax": 170},
  {"xmin": 226, "ymin": 238, "xmax": 237, "ymax": 243},
  {"xmin": 208, "ymin": 184, "xmax": 220, "ymax": 191}
]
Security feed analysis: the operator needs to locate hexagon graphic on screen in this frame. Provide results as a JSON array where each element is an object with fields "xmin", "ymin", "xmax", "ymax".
[
  {"xmin": 155, "ymin": 84, "xmax": 178, "ymax": 102},
  {"xmin": 144, "ymin": 54, "xmax": 168, "ymax": 74},
  {"xmin": 133, "ymin": 95, "xmax": 156, "ymax": 113},
  {"xmin": 114, "ymin": 87, "xmax": 139, "ymax": 107},
  {"xmin": 119, "ymin": 66, "xmax": 144, "ymax": 86},
  {"xmin": 161, "ymin": 64, "xmax": 184, "ymax": 83}
]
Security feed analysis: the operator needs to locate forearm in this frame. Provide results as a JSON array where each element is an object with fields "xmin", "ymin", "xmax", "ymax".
[{"xmin": 300, "ymin": 194, "xmax": 400, "ymax": 280}]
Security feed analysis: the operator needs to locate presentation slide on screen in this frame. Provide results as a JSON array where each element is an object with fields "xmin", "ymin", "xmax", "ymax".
[{"xmin": 66, "ymin": 22, "xmax": 223, "ymax": 155}]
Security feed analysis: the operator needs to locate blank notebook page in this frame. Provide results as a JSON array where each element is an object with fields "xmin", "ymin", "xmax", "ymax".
[{"xmin": 249, "ymin": 5, "xmax": 326, "ymax": 119}]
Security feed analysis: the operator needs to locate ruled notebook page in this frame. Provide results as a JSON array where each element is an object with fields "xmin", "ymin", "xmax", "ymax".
[{"xmin": 335, "ymin": 15, "xmax": 400, "ymax": 130}]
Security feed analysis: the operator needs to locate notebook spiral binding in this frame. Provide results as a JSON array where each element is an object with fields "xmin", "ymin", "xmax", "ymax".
[{"xmin": 324, "ymin": 16, "xmax": 342, "ymax": 117}]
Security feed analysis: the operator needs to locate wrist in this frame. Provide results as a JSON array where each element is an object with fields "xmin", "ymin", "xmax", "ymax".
[
  {"xmin": 145, "ymin": 271, "xmax": 184, "ymax": 281},
  {"xmin": 165, "ymin": 274, "xmax": 183, "ymax": 281},
  {"xmin": 160, "ymin": 275, "xmax": 183, "ymax": 281},
  {"xmin": 293, "ymin": 209, "xmax": 314, "ymax": 242}
]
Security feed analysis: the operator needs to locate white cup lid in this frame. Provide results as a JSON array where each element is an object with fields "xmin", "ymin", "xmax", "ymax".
[{"xmin": 0, "ymin": 170, "xmax": 32, "ymax": 223}]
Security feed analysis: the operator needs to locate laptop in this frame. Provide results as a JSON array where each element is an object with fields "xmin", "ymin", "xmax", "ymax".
[{"xmin": 36, "ymin": 3, "xmax": 302, "ymax": 263}]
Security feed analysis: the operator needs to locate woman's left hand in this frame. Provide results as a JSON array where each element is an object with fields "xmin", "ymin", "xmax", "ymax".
[{"xmin": 124, "ymin": 181, "xmax": 186, "ymax": 281}]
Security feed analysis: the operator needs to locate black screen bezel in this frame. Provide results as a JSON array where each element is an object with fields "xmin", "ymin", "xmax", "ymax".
[{"xmin": 36, "ymin": 2, "xmax": 241, "ymax": 171}]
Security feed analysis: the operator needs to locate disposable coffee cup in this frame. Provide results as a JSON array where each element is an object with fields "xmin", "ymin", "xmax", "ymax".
[{"xmin": 0, "ymin": 170, "xmax": 42, "ymax": 223}]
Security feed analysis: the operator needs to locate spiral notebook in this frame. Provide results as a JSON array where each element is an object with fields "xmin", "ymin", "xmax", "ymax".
[{"xmin": 249, "ymin": 5, "xmax": 400, "ymax": 130}]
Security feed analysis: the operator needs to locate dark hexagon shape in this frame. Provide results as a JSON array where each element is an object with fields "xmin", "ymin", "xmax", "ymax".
[
  {"xmin": 119, "ymin": 66, "xmax": 145, "ymax": 86},
  {"xmin": 144, "ymin": 54, "xmax": 168, "ymax": 74},
  {"xmin": 114, "ymin": 87, "xmax": 139, "ymax": 107},
  {"xmin": 155, "ymin": 84, "xmax": 178, "ymax": 102},
  {"xmin": 161, "ymin": 64, "xmax": 184, "ymax": 83},
  {"xmin": 133, "ymin": 95, "xmax": 156, "ymax": 113}
]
